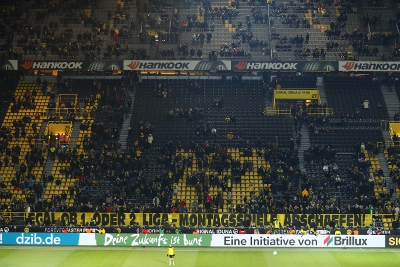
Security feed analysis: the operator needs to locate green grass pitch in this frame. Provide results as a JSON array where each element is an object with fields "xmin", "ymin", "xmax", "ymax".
[{"xmin": 0, "ymin": 247, "xmax": 400, "ymax": 267}]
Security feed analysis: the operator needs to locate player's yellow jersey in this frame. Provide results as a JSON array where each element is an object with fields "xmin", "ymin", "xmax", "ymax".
[{"xmin": 168, "ymin": 247, "xmax": 175, "ymax": 255}]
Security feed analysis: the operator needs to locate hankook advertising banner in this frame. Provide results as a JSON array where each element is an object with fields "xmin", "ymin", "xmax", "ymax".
[
  {"xmin": 231, "ymin": 61, "xmax": 338, "ymax": 72},
  {"xmin": 1, "ymin": 60, "xmax": 399, "ymax": 72},
  {"xmin": 339, "ymin": 61, "xmax": 400, "ymax": 72},
  {"xmin": 18, "ymin": 60, "xmax": 123, "ymax": 71},
  {"xmin": 123, "ymin": 60, "xmax": 231, "ymax": 71}
]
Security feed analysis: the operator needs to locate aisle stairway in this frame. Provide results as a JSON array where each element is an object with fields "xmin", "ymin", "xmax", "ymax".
[
  {"xmin": 317, "ymin": 76, "xmax": 327, "ymax": 105},
  {"xmin": 119, "ymin": 90, "xmax": 136, "ymax": 150},
  {"xmin": 298, "ymin": 126, "xmax": 310, "ymax": 172},
  {"xmin": 381, "ymin": 85, "xmax": 399, "ymax": 120},
  {"xmin": 368, "ymin": 150, "xmax": 396, "ymax": 229},
  {"xmin": 383, "ymin": 149, "xmax": 400, "ymax": 201}
]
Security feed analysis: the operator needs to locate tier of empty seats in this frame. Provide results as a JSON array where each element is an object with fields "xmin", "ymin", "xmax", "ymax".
[
  {"xmin": 129, "ymin": 78, "xmax": 293, "ymax": 148},
  {"xmin": 309, "ymin": 128, "xmax": 384, "ymax": 148},
  {"xmin": 324, "ymin": 75, "xmax": 390, "ymax": 120}
]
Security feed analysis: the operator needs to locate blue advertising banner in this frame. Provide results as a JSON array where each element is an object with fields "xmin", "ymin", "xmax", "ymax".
[{"xmin": 0, "ymin": 233, "xmax": 80, "ymax": 246}]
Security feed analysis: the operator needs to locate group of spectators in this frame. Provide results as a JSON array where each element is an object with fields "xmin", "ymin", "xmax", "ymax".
[
  {"xmin": 177, "ymin": 43, "xmax": 223, "ymax": 59},
  {"xmin": 169, "ymin": 106, "xmax": 204, "ymax": 122},
  {"xmin": 351, "ymin": 41, "xmax": 379, "ymax": 57},
  {"xmin": 393, "ymin": 47, "xmax": 400, "ymax": 58},
  {"xmin": 181, "ymin": 16, "xmax": 215, "ymax": 32},
  {"xmin": 157, "ymin": 48, "xmax": 176, "ymax": 59},
  {"xmin": 0, "ymin": 74, "xmax": 144, "ymax": 214},
  {"xmin": 274, "ymin": 33, "xmax": 309, "ymax": 53},
  {"xmin": 267, "ymin": 74, "xmax": 399, "ymax": 219},
  {"xmin": 126, "ymin": 47, "xmax": 149, "ymax": 60},
  {"xmin": 0, "ymin": 76, "xmax": 67, "ymax": 211},
  {"xmin": 0, "ymin": 0, "xmax": 141, "ymax": 60},
  {"xmin": 336, "ymin": 0, "xmax": 358, "ymax": 14},
  {"xmin": 170, "ymin": 137, "xmax": 302, "ymax": 214},
  {"xmin": 0, "ymin": 72, "xmax": 399, "ymax": 230},
  {"xmin": 364, "ymin": 14, "xmax": 381, "ymax": 29},
  {"xmin": 275, "ymin": 33, "xmax": 306, "ymax": 45},
  {"xmin": 280, "ymin": 14, "xmax": 302, "ymax": 28},
  {"xmin": 219, "ymin": 44, "xmax": 249, "ymax": 58},
  {"xmin": 249, "ymin": 6, "xmax": 269, "ymax": 25},
  {"xmin": 176, "ymin": 0, "xmax": 258, "ymax": 59},
  {"xmin": 293, "ymin": 47, "xmax": 325, "ymax": 59},
  {"xmin": 248, "ymin": 38, "xmax": 268, "ymax": 52},
  {"xmin": 301, "ymin": 105, "xmax": 397, "ymax": 215},
  {"xmin": 0, "ymin": 0, "xmax": 398, "ymax": 63},
  {"xmin": 204, "ymin": 4, "xmax": 240, "ymax": 22},
  {"xmin": 325, "ymin": 20, "xmax": 346, "ymax": 40},
  {"xmin": 302, "ymin": 141, "xmax": 378, "ymax": 214},
  {"xmin": 388, "ymin": 146, "xmax": 400, "ymax": 192},
  {"xmin": 179, "ymin": 43, "xmax": 245, "ymax": 59}
]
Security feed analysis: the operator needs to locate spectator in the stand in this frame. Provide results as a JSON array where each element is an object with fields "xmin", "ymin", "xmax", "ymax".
[
  {"xmin": 360, "ymin": 143, "xmax": 366, "ymax": 154},
  {"xmin": 243, "ymin": 217, "xmax": 251, "ymax": 227},
  {"xmin": 301, "ymin": 188, "xmax": 309, "ymax": 198},
  {"xmin": 362, "ymin": 100, "xmax": 370, "ymax": 109},
  {"xmin": 146, "ymin": 134, "xmax": 153, "ymax": 151}
]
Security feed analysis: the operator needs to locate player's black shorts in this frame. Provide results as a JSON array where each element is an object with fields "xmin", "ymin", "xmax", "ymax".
[{"xmin": 169, "ymin": 255, "xmax": 175, "ymax": 258}]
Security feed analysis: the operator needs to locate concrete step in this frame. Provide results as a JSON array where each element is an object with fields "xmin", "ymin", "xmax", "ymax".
[{"xmin": 377, "ymin": 153, "xmax": 393, "ymax": 201}]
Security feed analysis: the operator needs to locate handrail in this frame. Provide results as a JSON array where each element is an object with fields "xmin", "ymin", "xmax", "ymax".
[
  {"xmin": 376, "ymin": 141, "xmax": 384, "ymax": 152},
  {"xmin": 380, "ymin": 120, "xmax": 389, "ymax": 131},
  {"xmin": 306, "ymin": 107, "xmax": 334, "ymax": 116},
  {"xmin": 57, "ymin": 94, "xmax": 78, "ymax": 110},
  {"xmin": 37, "ymin": 107, "xmax": 94, "ymax": 119},
  {"xmin": 385, "ymin": 140, "xmax": 400, "ymax": 147},
  {"xmin": 47, "ymin": 121, "xmax": 75, "ymax": 125},
  {"xmin": 264, "ymin": 107, "xmax": 334, "ymax": 116}
]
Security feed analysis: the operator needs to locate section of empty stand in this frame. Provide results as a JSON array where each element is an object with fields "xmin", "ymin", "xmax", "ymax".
[
  {"xmin": 128, "ymin": 77, "xmax": 291, "ymax": 148},
  {"xmin": 324, "ymin": 75, "xmax": 390, "ymax": 120}
]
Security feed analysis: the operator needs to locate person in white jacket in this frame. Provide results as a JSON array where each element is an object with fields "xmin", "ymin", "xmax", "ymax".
[
  {"xmin": 148, "ymin": 134, "xmax": 153, "ymax": 144},
  {"xmin": 360, "ymin": 143, "xmax": 365, "ymax": 153},
  {"xmin": 362, "ymin": 100, "xmax": 369, "ymax": 109}
]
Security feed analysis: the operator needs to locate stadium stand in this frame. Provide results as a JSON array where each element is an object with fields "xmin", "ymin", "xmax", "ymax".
[
  {"xmin": 1, "ymin": 0, "xmax": 400, "ymax": 231},
  {"xmin": 324, "ymin": 75, "xmax": 390, "ymax": 120},
  {"xmin": 1, "ymin": 0, "xmax": 399, "ymax": 61}
]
